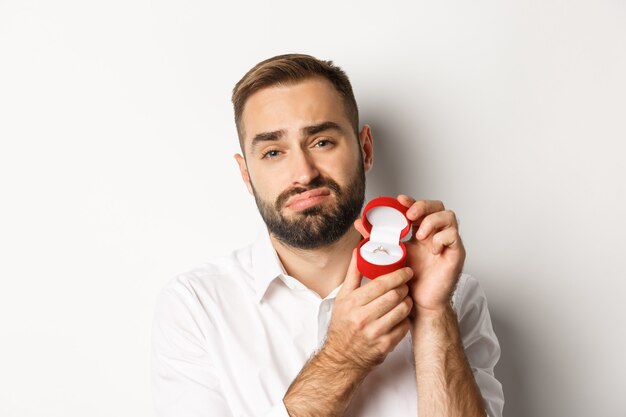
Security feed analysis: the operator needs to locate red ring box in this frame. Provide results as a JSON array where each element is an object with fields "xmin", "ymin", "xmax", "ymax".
[{"xmin": 357, "ymin": 196, "xmax": 411, "ymax": 279}]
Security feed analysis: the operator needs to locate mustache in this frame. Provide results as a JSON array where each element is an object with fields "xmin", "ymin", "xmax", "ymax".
[{"xmin": 275, "ymin": 176, "xmax": 342, "ymax": 211}]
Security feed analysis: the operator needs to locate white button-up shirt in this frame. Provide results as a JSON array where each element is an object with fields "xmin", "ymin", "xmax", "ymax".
[{"xmin": 151, "ymin": 227, "xmax": 504, "ymax": 417}]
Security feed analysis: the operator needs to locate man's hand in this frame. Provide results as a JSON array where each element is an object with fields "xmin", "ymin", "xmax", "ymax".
[
  {"xmin": 354, "ymin": 195, "xmax": 466, "ymax": 313},
  {"xmin": 323, "ymin": 249, "xmax": 414, "ymax": 369},
  {"xmin": 355, "ymin": 195, "xmax": 486, "ymax": 417},
  {"xmin": 283, "ymin": 250, "xmax": 414, "ymax": 417}
]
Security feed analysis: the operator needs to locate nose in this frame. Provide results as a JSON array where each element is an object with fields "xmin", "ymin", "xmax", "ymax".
[{"xmin": 288, "ymin": 148, "xmax": 320, "ymax": 186}]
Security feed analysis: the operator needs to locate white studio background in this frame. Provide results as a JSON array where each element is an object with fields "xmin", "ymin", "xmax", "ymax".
[{"xmin": 1, "ymin": 1, "xmax": 624, "ymax": 416}]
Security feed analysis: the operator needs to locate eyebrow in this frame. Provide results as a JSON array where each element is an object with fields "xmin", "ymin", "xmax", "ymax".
[
  {"xmin": 303, "ymin": 121, "xmax": 344, "ymax": 136},
  {"xmin": 249, "ymin": 121, "xmax": 344, "ymax": 154},
  {"xmin": 250, "ymin": 130, "xmax": 285, "ymax": 154}
]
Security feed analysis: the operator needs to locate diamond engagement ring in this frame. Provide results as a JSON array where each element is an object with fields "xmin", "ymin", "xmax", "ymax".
[{"xmin": 372, "ymin": 245, "xmax": 389, "ymax": 255}]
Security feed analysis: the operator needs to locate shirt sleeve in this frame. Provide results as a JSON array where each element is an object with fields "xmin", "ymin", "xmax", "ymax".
[
  {"xmin": 150, "ymin": 278, "xmax": 292, "ymax": 417},
  {"xmin": 151, "ymin": 279, "xmax": 234, "ymax": 417},
  {"xmin": 453, "ymin": 274, "xmax": 505, "ymax": 417}
]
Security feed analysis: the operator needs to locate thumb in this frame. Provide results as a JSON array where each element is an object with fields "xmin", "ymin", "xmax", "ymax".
[
  {"xmin": 354, "ymin": 218, "xmax": 370, "ymax": 238},
  {"xmin": 339, "ymin": 248, "xmax": 362, "ymax": 295}
]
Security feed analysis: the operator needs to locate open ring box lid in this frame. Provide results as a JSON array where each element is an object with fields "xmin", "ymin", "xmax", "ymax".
[{"xmin": 357, "ymin": 196, "xmax": 412, "ymax": 279}]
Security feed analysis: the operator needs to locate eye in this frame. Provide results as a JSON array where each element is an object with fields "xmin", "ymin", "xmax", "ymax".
[
  {"xmin": 262, "ymin": 149, "xmax": 281, "ymax": 159},
  {"xmin": 313, "ymin": 139, "xmax": 333, "ymax": 148}
]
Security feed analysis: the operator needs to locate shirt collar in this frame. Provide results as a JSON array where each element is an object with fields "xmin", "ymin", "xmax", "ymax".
[{"xmin": 250, "ymin": 226, "xmax": 286, "ymax": 303}]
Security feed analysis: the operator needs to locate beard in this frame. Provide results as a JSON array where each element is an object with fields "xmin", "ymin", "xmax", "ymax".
[{"xmin": 251, "ymin": 164, "xmax": 366, "ymax": 250}]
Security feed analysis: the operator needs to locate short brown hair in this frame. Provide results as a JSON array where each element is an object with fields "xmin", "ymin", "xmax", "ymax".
[{"xmin": 232, "ymin": 53, "xmax": 359, "ymax": 150}]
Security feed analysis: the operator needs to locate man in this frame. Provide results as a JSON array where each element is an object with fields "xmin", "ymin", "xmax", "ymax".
[{"xmin": 151, "ymin": 54, "xmax": 504, "ymax": 417}]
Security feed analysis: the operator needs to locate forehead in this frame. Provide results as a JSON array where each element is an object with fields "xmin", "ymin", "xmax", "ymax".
[{"xmin": 240, "ymin": 77, "xmax": 350, "ymax": 146}]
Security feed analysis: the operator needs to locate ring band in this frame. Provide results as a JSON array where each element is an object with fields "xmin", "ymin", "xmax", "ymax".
[{"xmin": 372, "ymin": 245, "xmax": 389, "ymax": 255}]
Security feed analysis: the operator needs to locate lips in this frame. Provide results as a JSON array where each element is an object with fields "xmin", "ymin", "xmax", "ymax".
[{"xmin": 285, "ymin": 188, "xmax": 331, "ymax": 210}]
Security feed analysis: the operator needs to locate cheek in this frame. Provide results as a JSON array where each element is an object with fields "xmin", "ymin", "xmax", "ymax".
[
  {"xmin": 248, "ymin": 164, "xmax": 289, "ymax": 199},
  {"xmin": 321, "ymin": 153, "xmax": 360, "ymax": 185}
]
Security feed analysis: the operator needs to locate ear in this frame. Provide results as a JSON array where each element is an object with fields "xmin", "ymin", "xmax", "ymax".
[
  {"xmin": 358, "ymin": 124, "xmax": 374, "ymax": 172},
  {"xmin": 234, "ymin": 153, "xmax": 254, "ymax": 195}
]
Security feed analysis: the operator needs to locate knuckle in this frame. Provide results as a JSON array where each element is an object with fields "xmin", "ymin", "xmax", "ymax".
[
  {"xmin": 364, "ymin": 326, "xmax": 381, "ymax": 341},
  {"xmin": 412, "ymin": 200, "xmax": 426, "ymax": 214},
  {"xmin": 350, "ymin": 313, "xmax": 367, "ymax": 331},
  {"xmin": 404, "ymin": 296, "xmax": 413, "ymax": 307},
  {"xmin": 378, "ymin": 336, "xmax": 393, "ymax": 353},
  {"xmin": 396, "ymin": 284, "xmax": 409, "ymax": 299},
  {"xmin": 371, "ymin": 280, "xmax": 385, "ymax": 294},
  {"xmin": 344, "ymin": 296, "xmax": 357, "ymax": 309},
  {"xmin": 393, "ymin": 286, "xmax": 404, "ymax": 300},
  {"xmin": 390, "ymin": 271, "xmax": 405, "ymax": 286},
  {"xmin": 336, "ymin": 295, "xmax": 352, "ymax": 311},
  {"xmin": 401, "ymin": 298, "xmax": 413, "ymax": 316}
]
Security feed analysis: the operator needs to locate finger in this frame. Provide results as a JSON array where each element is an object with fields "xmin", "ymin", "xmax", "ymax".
[
  {"xmin": 362, "ymin": 284, "xmax": 413, "ymax": 332},
  {"xmin": 431, "ymin": 227, "xmax": 463, "ymax": 255},
  {"xmin": 391, "ymin": 317, "xmax": 412, "ymax": 341},
  {"xmin": 397, "ymin": 194, "xmax": 416, "ymax": 208},
  {"xmin": 415, "ymin": 210, "xmax": 458, "ymax": 241},
  {"xmin": 406, "ymin": 200, "xmax": 445, "ymax": 225},
  {"xmin": 382, "ymin": 317, "xmax": 412, "ymax": 351},
  {"xmin": 368, "ymin": 297, "xmax": 413, "ymax": 337},
  {"xmin": 361, "ymin": 283, "xmax": 409, "ymax": 323},
  {"xmin": 338, "ymin": 249, "xmax": 362, "ymax": 295},
  {"xmin": 354, "ymin": 218, "xmax": 370, "ymax": 238},
  {"xmin": 354, "ymin": 267, "xmax": 414, "ymax": 306}
]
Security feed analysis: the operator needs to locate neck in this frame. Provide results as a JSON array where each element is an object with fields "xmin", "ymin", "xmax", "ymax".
[{"xmin": 269, "ymin": 228, "xmax": 363, "ymax": 298}]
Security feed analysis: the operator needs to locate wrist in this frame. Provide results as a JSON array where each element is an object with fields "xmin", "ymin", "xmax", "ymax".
[
  {"xmin": 414, "ymin": 302, "xmax": 455, "ymax": 321},
  {"xmin": 411, "ymin": 304, "xmax": 458, "ymax": 338},
  {"xmin": 318, "ymin": 342, "xmax": 373, "ymax": 377}
]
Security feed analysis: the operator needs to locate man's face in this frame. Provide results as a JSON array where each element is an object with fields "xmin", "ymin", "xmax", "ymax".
[{"xmin": 235, "ymin": 77, "xmax": 373, "ymax": 249}]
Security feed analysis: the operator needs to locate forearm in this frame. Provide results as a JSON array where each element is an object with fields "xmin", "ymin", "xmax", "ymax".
[
  {"xmin": 283, "ymin": 346, "xmax": 369, "ymax": 417},
  {"xmin": 412, "ymin": 305, "xmax": 486, "ymax": 417}
]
